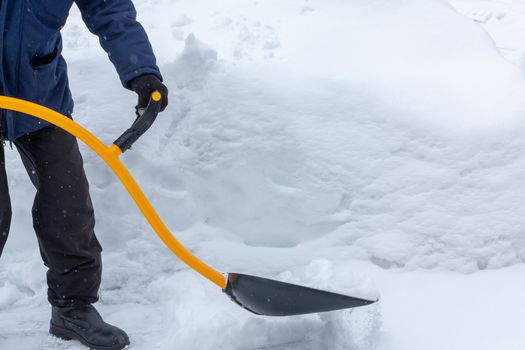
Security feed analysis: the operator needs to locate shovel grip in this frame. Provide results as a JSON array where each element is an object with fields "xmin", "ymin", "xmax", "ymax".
[{"xmin": 114, "ymin": 91, "xmax": 162, "ymax": 153}]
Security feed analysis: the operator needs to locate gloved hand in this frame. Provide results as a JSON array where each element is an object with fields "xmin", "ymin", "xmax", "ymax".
[{"xmin": 128, "ymin": 74, "xmax": 168, "ymax": 116}]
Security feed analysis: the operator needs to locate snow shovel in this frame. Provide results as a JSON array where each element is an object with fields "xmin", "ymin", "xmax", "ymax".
[{"xmin": 0, "ymin": 93, "xmax": 377, "ymax": 316}]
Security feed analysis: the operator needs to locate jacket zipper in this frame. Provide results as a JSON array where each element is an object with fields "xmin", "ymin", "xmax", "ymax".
[
  {"xmin": 10, "ymin": 0, "xmax": 26, "ymax": 142},
  {"xmin": 0, "ymin": 0, "xmax": 4, "ymax": 145}
]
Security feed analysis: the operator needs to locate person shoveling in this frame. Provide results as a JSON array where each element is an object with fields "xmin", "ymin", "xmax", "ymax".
[{"xmin": 0, "ymin": 1, "xmax": 167, "ymax": 349}]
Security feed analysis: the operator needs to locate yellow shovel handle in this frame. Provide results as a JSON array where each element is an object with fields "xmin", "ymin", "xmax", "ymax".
[{"xmin": 0, "ymin": 95, "xmax": 227, "ymax": 289}]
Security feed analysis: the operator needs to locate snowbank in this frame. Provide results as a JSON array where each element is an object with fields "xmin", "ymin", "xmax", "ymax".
[{"xmin": 2, "ymin": 0, "xmax": 525, "ymax": 349}]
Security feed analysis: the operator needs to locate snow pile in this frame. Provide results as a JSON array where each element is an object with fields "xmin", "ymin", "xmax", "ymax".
[
  {"xmin": 118, "ymin": 0, "xmax": 525, "ymax": 271},
  {"xmin": 2, "ymin": 0, "xmax": 525, "ymax": 349}
]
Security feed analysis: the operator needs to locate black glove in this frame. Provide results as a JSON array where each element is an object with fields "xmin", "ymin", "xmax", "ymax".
[{"xmin": 128, "ymin": 74, "xmax": 168, "ymax": 116}]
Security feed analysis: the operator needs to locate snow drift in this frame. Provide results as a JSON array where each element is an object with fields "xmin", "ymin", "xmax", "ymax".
[{"xmin": 2, "ymin": 0, "xmax": 525, "ymax": 349}]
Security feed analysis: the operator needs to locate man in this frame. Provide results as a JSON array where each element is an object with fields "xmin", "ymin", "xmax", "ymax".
[{"xmin": 0, "ymin": 1, "xmax": 168, "ymax": 349}]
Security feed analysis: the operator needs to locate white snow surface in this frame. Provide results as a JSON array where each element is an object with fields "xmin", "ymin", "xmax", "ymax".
[{"xmin": 2, "ymin": 0, "xmax": 525, "ymax": 349}]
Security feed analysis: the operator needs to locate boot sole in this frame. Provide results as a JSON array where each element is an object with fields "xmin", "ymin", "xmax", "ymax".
[{"xmin": 50, "ymin": 322, "xmax": 129, "ymax": 350}]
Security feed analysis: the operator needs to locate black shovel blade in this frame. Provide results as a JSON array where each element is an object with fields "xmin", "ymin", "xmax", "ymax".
[{"xmin": 223, "ymin": 273, "xmax": 377, "ymax": 316}]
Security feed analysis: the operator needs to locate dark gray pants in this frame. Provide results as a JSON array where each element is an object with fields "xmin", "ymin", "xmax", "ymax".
[{"xmin": 0, "ymin": 124, "xmax": 102, "ymax": 307}]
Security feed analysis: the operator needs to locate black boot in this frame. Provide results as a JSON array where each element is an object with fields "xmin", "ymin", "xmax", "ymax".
[{"xmin": 50, "ymin": 304, "xmax": 130, "ymax": 350}]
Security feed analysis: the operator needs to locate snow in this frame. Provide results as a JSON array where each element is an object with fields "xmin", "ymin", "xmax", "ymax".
[{"xmin": 2, "ymin": 0, "xmax": 525, "ymax": 349}]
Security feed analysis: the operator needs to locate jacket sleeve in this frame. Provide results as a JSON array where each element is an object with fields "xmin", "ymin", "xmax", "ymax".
[{"xmin": 75, "ymin": 0, "xmax": 163, "ymax": 88}]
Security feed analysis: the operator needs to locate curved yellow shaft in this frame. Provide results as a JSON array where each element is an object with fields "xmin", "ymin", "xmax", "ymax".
[{"xmin": 0, "ymin": 96, "xmax": 227, "ymax": 289}]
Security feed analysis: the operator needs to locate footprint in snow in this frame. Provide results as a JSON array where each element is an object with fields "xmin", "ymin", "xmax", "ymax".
[
  {"xmin": 301, "ymin": 6, "xmax": 315, "ymax": 15},
  {"xmin": 171, "ymin": 15, "xmax": 193, "ymax": 27}
]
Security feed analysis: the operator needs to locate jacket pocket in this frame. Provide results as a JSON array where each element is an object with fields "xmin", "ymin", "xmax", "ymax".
[
  {"xmin": 31, "ymin": 46, "xmax": 59, "ymax": 69},
  {"xmin": 30, "ymin": 45, "xmax": 62, "ymax": 105}
]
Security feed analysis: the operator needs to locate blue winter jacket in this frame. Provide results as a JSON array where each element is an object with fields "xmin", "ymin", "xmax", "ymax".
[{"xmin": 0, "ymin": 0, "xmax": 162, "ymax": 141}]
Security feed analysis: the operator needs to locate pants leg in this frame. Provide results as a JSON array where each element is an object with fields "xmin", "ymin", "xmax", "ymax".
[
  {"xmin": 0, "ymin": 144, "xmax": 12, "ymax": 256},
  {"xmin": 15, "ymin": 124, "xmax": 102, "ymax": 307}
]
